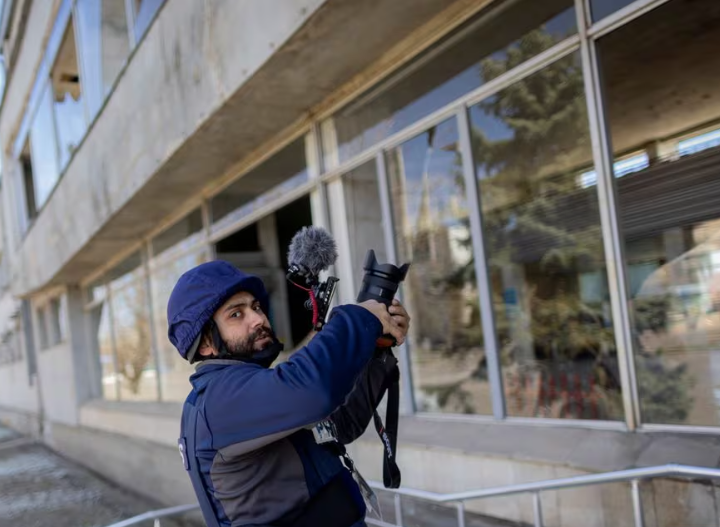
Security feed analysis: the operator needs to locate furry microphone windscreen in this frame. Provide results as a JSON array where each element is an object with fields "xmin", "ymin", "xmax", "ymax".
[{"xmin": 287, "ymin": 226, "xmax": 338, "ymax": 276}]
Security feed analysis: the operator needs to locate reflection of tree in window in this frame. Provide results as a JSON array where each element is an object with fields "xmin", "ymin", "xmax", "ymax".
[
  {"xmin": 112, "ymin": 282, "xmax": 153, "ymax": 396},
  {"xmin": 453, "ymin": 35, "xmax": 623, "ymax": 420}
]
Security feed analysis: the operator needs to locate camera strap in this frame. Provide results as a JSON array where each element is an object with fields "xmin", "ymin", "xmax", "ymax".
[{"xmin": 372, "ymin": 363, "xmax": 401, "ymax": 489}]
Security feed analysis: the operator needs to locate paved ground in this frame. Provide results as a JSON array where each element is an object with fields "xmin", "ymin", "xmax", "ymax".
[{"xmin": 0, "ymin": 426, "xmax": 195, "ymax": 527}]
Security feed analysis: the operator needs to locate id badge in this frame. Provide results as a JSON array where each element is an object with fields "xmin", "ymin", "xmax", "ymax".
[
  {"xmin": 353, "ymin": 468, "xmax": 382, "ymax": 521},
  {"xmin": 311, "ymin": 420, "xmax": 337, "ymax": 444}
]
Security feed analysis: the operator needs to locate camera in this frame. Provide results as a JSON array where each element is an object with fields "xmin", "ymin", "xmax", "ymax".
[{"xmin": 356, "ymin": 250, "xmax": 411, "ymax": 348}]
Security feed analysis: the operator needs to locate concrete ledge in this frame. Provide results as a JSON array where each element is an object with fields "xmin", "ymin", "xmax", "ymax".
[
  {"xmin": 0, "ymin": 405, "xmax": 41, "ymax": 438},
  {"xmin": 76, "ymin": 399, "xmax": 720, "ymax": 474},
  {"xmin": 388, "ymin": 416, "xmax": 720, "ymax": 473},
  {"xmin": 78, "ymin": 399, "xmax": 182, "ymax": 448},
  {"xmin": 45, "ymin": 420, "xmax": 199, "ymax": 518}
]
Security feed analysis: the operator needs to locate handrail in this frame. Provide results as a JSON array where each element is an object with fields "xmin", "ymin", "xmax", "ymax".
[
  {"xmin": 102, "ymin": 504, "xmax": 199, "ymax": 527},
  {"xmin": 99, "ymin": 463, "xmax": 720, "ymax": 527},
  {"xmin": 365, "ymin": 463, "xmax": 720, "ymax": 502}
]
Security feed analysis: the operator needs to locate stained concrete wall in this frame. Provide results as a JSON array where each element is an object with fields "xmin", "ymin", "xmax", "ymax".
[{"xmin": 6, "ymin": 0, "xmax": 473, "ymax": 296}]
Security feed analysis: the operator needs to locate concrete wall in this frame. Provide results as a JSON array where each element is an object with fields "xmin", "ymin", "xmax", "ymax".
[
  {"xmin": 7, "ymin": 0, "xmax": 473, "ymax": 295},
  {"xmin": 0, "ymin": 363, "xmax": 38, "ymax": 414}
]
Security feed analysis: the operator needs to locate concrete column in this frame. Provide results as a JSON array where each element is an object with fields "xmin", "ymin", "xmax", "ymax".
[{"xmin": 258, "ymin": 214, "xmax": 293, "ymax": 346}]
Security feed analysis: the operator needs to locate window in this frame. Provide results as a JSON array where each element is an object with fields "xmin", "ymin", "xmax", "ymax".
[
  {"xmin": 51, "ymin": 17, "xmax": 86, "ymax": 170},
  {"xmin": 28, "ymin": 81, "xmax": 61, "ymax": 211},
  {"xmin": 149, "ymin": 209, "xmax": 208, "ymax": 402},
  {"xmin": 133, "ymin": 0, "xmax": 165, "ymax": 42},
  {"xmin": 150, "ymin": 249, "xmax": 207, "ymax": 402},
  {"xmin": 387, "ymin": 118, "xmax": 493, "ymax": 415},
  {"xmin": 151, "ymin": 208, "xmax": 203, "ymax": 258},
  {"xmin": 590, "ymin": 0, "xmax": 637, "ymax": 22},
  {"xmin": 20, "ymin": 141, "xmax": 37, "ymax": 220},
  {"xmin": 35, "ymin": 295, "xmax": 67, "ymax": 351},
  {"xmin": 211, "ymin": 137, "xmax": 309, "ymax": 229},
  {"xmin": 89, "ymin": 252, "xmax": 159, "ymax": 402},
  {"xmin": 329, "ymin": 161, "xmax": 389, "ymax": 298},
  {"xmin": 49, "ymin": 297, "xmax": 67, "ymax": 345},
  {"xmin": 36, "ymin": 306, "xmax": 48, "ymax": 350},
  {"xmin": 331, "ymin": 0, "xmax": 577, "ymax": 163},
  {"xmin": 20, "ymin": 13, "xmax": 87, "ymax": 222},
  {"xmin": 0, "ymin": 309, "xmax": 23, "ymax": 366},
  {"xmin": 469, "ymin": 53, "xmax": 620, "ymax": 421},
  {"xmin": 598, "ymin": 0, "xmax": 720, "ymax": 426}
]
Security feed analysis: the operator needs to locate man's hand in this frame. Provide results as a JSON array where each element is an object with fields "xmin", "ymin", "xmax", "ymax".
[{"xmin": 358, "ymin": 299, "xmax": 410, "ymax": 346}]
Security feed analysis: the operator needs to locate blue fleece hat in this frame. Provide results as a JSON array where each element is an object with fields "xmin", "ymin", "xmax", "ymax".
[{"xmin": 167, "ymin": 260, "xmax": 270, "ymax": 362}]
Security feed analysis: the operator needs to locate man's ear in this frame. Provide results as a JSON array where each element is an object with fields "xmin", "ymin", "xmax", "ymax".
[{"xmin": 197, "ymin": 329, "xmax": 216, "ymax": 357}]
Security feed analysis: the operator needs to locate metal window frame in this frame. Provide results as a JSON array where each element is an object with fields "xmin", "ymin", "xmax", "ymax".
[
  {"xmin": 141, "ymin": 244, "xmax": 162, "ymax": 402},
  {"xmin": 575, "ymin": 0, "xmax": 641, "ymax": 431},
  {"xmin": 375, "ymin": 151, "xmax": 416, "ymax": 416},
  {"xmin": 456, "ymin": 106, "xmax": 505, "ymax": 419}
]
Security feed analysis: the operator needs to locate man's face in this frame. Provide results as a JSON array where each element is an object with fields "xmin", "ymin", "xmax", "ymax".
[{"xmin": 204, "ymin": 291, "xmax": 275, "ymax": 357}]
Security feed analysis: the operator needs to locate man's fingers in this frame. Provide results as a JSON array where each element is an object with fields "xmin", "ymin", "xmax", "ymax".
[{"xmin": 392, "ymin": 315, "xmax": 408, "ymax": 328}]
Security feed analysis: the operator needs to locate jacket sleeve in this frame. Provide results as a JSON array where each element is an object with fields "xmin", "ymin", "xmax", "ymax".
[
  {"xmin": 329, "ymin": 348, "xmax": 398, "ymax": 445},
  {"xmin": 203, "ymin": 304, "xmax": 383, "ymax": 446}
]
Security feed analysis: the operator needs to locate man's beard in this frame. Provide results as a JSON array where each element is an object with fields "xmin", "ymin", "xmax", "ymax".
[{"xmin": 225, "ymin": 326, "xmax": 277, "ymax": 358}]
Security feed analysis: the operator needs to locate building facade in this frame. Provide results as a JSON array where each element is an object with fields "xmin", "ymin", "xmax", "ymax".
[{"xmin": 1, "ymin": 0, "xmax": 720, "ymax": 525}]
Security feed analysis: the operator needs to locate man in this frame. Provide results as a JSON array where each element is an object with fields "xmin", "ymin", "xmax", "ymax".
[{"xmin": 167, "ymin": 260, "xmax": 410, "ymax": 527}]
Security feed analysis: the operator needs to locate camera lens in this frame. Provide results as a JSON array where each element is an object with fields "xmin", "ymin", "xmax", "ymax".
[{"xmin": 356, "ymin": 250, "xmax": 411, "ymax": 307}]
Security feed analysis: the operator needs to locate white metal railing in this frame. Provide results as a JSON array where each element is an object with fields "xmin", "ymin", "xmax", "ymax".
[{"xmin": 100, "ymin": 464, "xmax": 720, "ymax": 527}]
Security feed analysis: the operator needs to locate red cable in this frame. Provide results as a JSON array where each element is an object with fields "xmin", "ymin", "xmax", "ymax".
[
  {"xmin": 308, "ymin": 289, "xmax": 319, "ymax": 326},
  {"xmin": 289, "ymin": 279, "xmax": 320, "ymax": 326}
]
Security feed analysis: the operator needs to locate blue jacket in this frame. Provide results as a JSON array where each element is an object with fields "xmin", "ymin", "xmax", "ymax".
[{"xmin": 180, "ymin": 304, "xmax": 383, "ymax": 526}]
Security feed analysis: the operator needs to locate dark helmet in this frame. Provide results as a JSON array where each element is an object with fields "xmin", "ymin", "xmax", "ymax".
[{"xmin": 167, "ymin": 260, "xmax": 269, "ymax": 363}]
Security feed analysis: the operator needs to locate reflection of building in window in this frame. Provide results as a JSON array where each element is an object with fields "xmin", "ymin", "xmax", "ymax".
[
  {"xmin": 578, "ymin": 152, "xmax": 649, "ymax": 188},
  {"xmin": 678, "ymin": 128, "xmax": 720, "ymax": 157}
]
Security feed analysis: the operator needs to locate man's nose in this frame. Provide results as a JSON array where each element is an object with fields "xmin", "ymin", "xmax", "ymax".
[{"xmin": 248, "ymin": 309, "xmax": 264, "ymax": 329}]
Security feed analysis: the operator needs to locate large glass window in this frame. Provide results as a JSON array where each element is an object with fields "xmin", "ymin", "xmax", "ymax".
[
  {"xmin": 89, "ymin": 252, "xmax": 159, "ymax": 402},
  {"xmin": 387, "ymin": 118, "xmax": 491, "ymax": 415},
  {"xmin": 51, "ymin": 18, "xmax": 86, "ymax": 170},
  {"xmin": 211, "ymin": 137, "xmax": 309, "ymax": 229},
  {"xmin": 589, "ymin": 0, "xmax": 636, "ymax": 22},
  {"xmin": 151, "ymin": 208, "xmax": 203, "ymax": 258},
  {"xmin": 133, "ymin": 0, "xmax": 165, "ymax": 42},
  {"xmin": 332, "ymin": 0, "xmax": 577, "ymax": 163},
  {"xmin": 327, "ymin": 161, "xmax": 389, "ymax": 299},
  {"xmin": 90, "ymin": 299, "xmax": 118, "ymax": 400},
  {"xmin": 470, "ymin": 52, "xmax": 621, "ymax": 421},
  {"xmin": 28, "ymin": 82, "xmax": 61, "ymax": 211},
  {"xmin": 149, "ymin": 210, "xmax": 208, "ymax": 402},
  {"xmin": 598, "ymin": 0, "xmax": 720, "ymax": 426}
]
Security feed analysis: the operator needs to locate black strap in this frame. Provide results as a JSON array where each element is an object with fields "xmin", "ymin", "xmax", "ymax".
[{"xmin": 372, "ymin": 365, "xmax": 401, "ymax": 489}]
